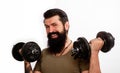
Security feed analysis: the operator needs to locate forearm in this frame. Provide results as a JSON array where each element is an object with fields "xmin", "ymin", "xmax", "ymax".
[
  {"xmin": 89, "ymin": 51, "xmax": 101, "ymax": 73},
  {"xmin": 24, "ymin": 61, "xmax": 33, "ymax": 73},
  {"xmin": 88, "ymin": 38, "xmax": 104, "ymax": 73}
]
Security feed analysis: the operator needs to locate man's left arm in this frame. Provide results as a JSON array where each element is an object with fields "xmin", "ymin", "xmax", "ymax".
[{"xmin": 82, "ymin": 38, "xmax": 104, "ymax": 73}]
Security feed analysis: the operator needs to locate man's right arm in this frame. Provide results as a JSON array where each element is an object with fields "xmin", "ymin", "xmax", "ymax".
[
  {"xmin": 24, "ymin": 61, "xmax": 41, "ymax": 73},
  {"xmin": 24, "ymin": 61, "xmax": 32, "ymax": 73}
]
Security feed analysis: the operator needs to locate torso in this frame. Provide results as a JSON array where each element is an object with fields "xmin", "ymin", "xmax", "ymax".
[
  {"xmin": 41, "ymin": 48, "xmax": 81, "ymax": 73},
  {"xmin": 34, "ymin": 42, "xmax": 89, "ymax": 73}
]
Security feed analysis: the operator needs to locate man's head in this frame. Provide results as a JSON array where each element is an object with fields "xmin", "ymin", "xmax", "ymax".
[{"xmin": 43, "ymin": 8, "xmax": 70, "ymax": 54}]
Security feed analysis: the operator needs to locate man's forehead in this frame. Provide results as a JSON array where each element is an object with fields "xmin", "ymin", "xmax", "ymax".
[{"xmin": 44, "ymin": 15, "xmax": 61, "ymax": 25}]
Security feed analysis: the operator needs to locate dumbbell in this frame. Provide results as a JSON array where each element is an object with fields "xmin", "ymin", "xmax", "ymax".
[
  {"xmin": 71, "ymin": 31, "xmax": 115, "ymax": 60},
  {"xmin": 12, "ymin": 41, "xmax": 41, "ymax": 62}
]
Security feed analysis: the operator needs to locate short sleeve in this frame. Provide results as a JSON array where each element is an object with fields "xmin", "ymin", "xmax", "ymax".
[
  {"xmin": 79, "ymin": 59, "xmax": 90, "ymax": 71},
  {"xmin": 33, "ymin": 57, "xmax": 41, "ymax": 71},
  {"xmin": 33, "ymin": 48, "xmax": 47, "ymax": 71}
]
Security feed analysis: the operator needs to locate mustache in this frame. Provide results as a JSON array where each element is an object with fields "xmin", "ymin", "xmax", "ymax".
[{"xmin": 47, "ymin": 32, "xmax": 59, "ymax": 39}]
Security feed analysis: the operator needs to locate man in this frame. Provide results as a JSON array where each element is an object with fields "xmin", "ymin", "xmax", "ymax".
[{"xmin": 24, "ymin": 8, "xmax": 104, "ymax": 73}]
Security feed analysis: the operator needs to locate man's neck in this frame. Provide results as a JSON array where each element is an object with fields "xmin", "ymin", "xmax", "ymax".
[{"xmin": 55, "ymin": 37, "xmax": 72, "ymax": 56}]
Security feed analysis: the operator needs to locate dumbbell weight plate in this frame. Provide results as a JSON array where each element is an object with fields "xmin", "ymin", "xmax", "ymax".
[
  {"xmin": 96, "ymin": 31, "xmax": 115, "ymax": 52},
  {"xmin": 72, "ymin": 37, "xmax": 90, "ymax": 60},
  {"xmin": 12, "ymin": 42, "xmax": 25, "ymax": 61},
  {"xmin": 22, "ymin": 42, "xmax": 41, "ymax": 62}
]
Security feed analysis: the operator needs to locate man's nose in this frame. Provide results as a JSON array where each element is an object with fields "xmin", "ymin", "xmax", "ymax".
[{"xmin": 49, "ymin": 26, "xmax": 55, "ymax": 33}]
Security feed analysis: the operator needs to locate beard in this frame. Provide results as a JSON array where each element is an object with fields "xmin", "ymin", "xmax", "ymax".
[{"xmin": 47, "ymin": 29, "xmax": 67, "ymax": 54}]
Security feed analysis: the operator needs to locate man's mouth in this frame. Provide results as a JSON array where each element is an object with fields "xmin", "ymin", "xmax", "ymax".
[{"xmin": 51, "ymin": 34, "xmax": 58, "ymax": 39}]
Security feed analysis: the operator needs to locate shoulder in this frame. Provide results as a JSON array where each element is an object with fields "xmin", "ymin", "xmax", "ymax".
[
  {"xmin": 41, "ymin": 48, "xmax": 50, "ymax": 56},
  {"xmin": 42, "ymin": 48, "xmax": 48, "ymax": 53}
]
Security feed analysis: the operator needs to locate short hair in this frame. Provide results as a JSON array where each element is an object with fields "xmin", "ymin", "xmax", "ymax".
[{"xmin": 43, "ymin": 8, "xmax": 69, "ymax": 25}]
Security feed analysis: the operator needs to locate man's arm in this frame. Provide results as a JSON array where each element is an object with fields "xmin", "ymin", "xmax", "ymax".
[
  {"xmin": 88, "ymin": 38, "xmax": 104, "ymax": 73},
  {"xmin": 24, "ymin": 61, "xmax": 41, "ymax": 73},
  {"xmin": 82, "ymin": 38, "xmax": 104, "ymax": 73},
  {"xmin": 88, "ymin": 50, "xmax": 101, "ymax": 73},
  {"xmin": 24, "ymin": 61, "xmax": 32, "ymax": 73}
]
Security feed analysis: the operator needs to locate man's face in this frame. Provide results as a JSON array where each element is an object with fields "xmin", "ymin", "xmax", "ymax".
[{"xmin": 44, "ymin": 15, "xmax": 69, "ymax": 54}]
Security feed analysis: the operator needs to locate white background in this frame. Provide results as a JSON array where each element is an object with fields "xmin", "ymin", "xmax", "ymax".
[{"xmin": 0, "ymin": 0, "xmax": 120, "ymax": 73}]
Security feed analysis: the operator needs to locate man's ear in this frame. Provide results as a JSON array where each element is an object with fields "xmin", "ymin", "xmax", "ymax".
[{"xmin": 65, "ymin": 21, "xmax": 69, "ymax": 31}]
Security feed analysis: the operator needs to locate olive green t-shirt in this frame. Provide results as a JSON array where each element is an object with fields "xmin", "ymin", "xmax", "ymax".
[{"xmin": 34, "ymin": 48, "xmax": 89, "ymax": 73}]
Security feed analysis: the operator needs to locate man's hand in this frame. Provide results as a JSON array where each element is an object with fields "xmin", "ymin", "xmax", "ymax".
[{"xmin": 89, "ymin": 37, "xmax": 104, "ymax": 53}]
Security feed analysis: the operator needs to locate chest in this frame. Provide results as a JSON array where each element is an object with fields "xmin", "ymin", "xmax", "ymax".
[{"xmin": 41, "ymin": 52, "xmax": 81, "ymax": 73}]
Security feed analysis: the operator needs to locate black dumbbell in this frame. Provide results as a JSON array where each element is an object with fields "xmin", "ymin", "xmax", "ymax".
[
  {"xmin": 12, "ymin": 41, "xmax": 41, "ymax": 62},
  {"xmin": 71, "ymin": 31, "xmax": 115, "ymax": 60}
]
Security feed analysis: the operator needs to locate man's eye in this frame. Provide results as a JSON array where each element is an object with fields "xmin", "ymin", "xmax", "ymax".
[
  {"xmin": 45, "ymin": 25, "xmax": 49, "ymax": 28},
  {"xmin": 52, "ymin": 23, "xmax": 57, "ymax": 26}
]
